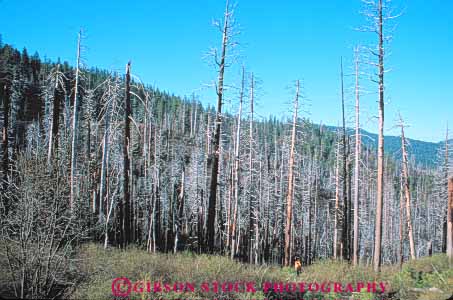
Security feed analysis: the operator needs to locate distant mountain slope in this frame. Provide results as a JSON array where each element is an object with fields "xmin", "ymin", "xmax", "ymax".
[{"xmin": 324, "ymin": 126, "xmax": 441, "ymax": 167}]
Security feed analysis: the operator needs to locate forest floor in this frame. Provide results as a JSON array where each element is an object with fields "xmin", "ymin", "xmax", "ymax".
[
  {"xmin": 68, "ymin": 244, "xmax": 453, "ymax": 300},
  {"xmin": 1, "ymin": 243, "xmax": 452, "ymax": 300}
]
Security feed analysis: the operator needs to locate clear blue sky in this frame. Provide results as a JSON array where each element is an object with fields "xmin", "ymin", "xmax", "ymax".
[{"xmin": 1, "ymin": 0, "xmax": 452, "ymax": 142}]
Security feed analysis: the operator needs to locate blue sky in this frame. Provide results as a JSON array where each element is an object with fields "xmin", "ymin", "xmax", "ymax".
[{"xmin": 0, "ymin": 0, "xmax": 452, "ymax": 142}]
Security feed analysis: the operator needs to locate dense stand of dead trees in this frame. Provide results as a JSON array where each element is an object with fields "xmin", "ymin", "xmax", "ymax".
[{"xmin": 1, "ymin": 4, "xmax": 452, "ymax": 293}]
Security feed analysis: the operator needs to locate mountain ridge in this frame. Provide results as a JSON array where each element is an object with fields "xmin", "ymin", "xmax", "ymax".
[{"xmin": 324, "ymin": 125, "xmax": 442, "ymax": 167}]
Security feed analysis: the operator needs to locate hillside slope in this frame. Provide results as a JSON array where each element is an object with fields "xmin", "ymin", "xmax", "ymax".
[{"xmin": 325, "ymin": 126, "xmax": 441, "ymax": 167}]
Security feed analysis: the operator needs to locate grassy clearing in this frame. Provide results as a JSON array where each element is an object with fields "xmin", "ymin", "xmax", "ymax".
[{"xmin": 62, "ymin": 244, "xmax": 452, "ymax": 300}]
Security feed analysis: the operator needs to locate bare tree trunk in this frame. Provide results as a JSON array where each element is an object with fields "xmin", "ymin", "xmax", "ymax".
[
  {"xmin": 248, "ymin": 72, "xmax": 255, "ymax": 263},
  {"xmin": 399, "ymin": 117, "xmax": 416, "ymax": 260},
  {"xmin": 230, "ymin": 66, "xmax": 244, "ymax": 259},
  {"xmin": 174, "ymin": 168, "xmax": 185, "ymax": 253},
  {"xmin": 334, "ymin": 135, "xmax": 341, "ymax": 259},
  {"xmin": 122, "ymin": 61, "xmax": 132, "ymax": 247},
  {"xmin": 399, "ymin": 176, "xmax": 404, "ymax": 268},
  {"xmin": 99, "ymin": 77, "xmax": 116, "ymax": 223},
  {"xmin": 1, "ymin": 84, "xmax": 10, "ymax": 198},
  {"xmin": 70, "ymin": 30, "xmax": 82, "ymax": 211},
  {"xmin": 207, "ymin": 1, "xmax": 230, "ymax": 252},
  {"xmin": 443, "ymin": 126, "xmax": 449, "ymax": 253},
  {"xmin": 353, "ymin": 48, "xmax": 361, "ymax": 266},
  {"xmin": 284, "ymin": 80, "xmax": 299, "ymax": 266},
  {"xmin": 447, "ymin": 178, "xmax": 453, "ymax": 265},
  {"xmin": 47, "ymin": 64, "xmax": 61, "ymax": 164},
  {"xmin": 373, "ymin": 0, "xmax": 385, "ymax": 273},
  {"xmin": 340, "ymin": 57, "xmax": 349, "ymax": 261}
]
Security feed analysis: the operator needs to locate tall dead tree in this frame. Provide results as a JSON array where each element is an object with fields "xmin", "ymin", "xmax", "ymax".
[
  {"xmin": 248, "ymin": 72, "xmax": 255, "ymax": 263},
  {"xmin": 207, "ymin": 0, "xmax": 233, "ymax": 252},
  {"xmin": 101, "ymin": 76, "xmax": 119, "ymax": 248},
  {"xmin": 174, "ymin": 168, "xmax": 185, "ymax": 253},
  {"xmin": 333, "ymin": 133, "xmax": 342, "ymax": 259},
  {"xmin": 442, "ymin": 126, "xmax": 449, "ymax": 253},
  {"xmin": 398, "ymin": 174, "xmax": 405, "ymax": 268},
  {"xmin": 369, "ymin": 0, "xmax": 387, "ymax": 273},
  {"xmin": 399, "ymin": 115, "xmax": 416, "ymax": 260},
  {"xmin": 352, "ymin": 48, "xmax": 361, "ymax": 266},
  {"xmin": 230, "ymin": 66, "xmax": 244, "ymax": 259},
  {"xmin": 70, "ymin": 30, "xmax": 82, "ymax": 211},
  {"xmin": 1, "ymin": 83, "xmax": 10, "ymax": 198},
  {"xmin": 284, "ymin": 80, "xmax": 299, "ymax": 266},
  {"xmin": 47, "ymin": 64, "xmax": 64, "ymax": 164},
  {"xmin": 448, "ymin": 177, "xmax": 453, "ymax": 265},
  {"xmin": 122, "ymin": 61, "xmax": 132, "ymax": 247},
  {"xmin": 340, "ymin": 57, "xmax": 350, "ymax": 261}
]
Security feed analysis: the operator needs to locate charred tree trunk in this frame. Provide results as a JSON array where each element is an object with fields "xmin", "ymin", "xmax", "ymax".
[
  {"xmin": 47, "ymin": 64, "xmax": 62, "ymax": 163},
  {"xmin": 340, "ymin": 57, "xmax": 349, "ymax": 261},
  {"xmin": 207, "ymin": 1, "xmax": 230, "ymax": 253},
  {"xmin": 122, "ymin": 61, "xmax": 132, "ymax": 247}
]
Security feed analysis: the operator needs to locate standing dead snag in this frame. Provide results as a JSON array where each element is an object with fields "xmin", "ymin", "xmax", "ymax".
[
  {"xmin": 399, "ymin": 115, "xmax": 416, "ymax": 260},
  {"xmin": 248, "ymin": 72, "xmax": 255, "ymax": 263},
  {"xmin": 333, "ymin": 133, "xmax": 341, "ymax": 259},
  {"xmin": 122, "ymin": 61, "xmax": 132, "ymax": 247},
  {"xmin": 1, "ymin": 82, "xmax": 10, "ymax": 198},
  {"xmin": 442, "ymin": 125, "xmax": 449, "ymax": 253},
  {"xmin": 230, "ymin": 66, "xmax": 244, "ymax": 259},
  {"xmin": 47, "ymin": 64, "xmax": 64, "ymax": 164},
  {"xmin": 367, "ymin": 0, "xmax": 389, "ymax": 273},
  {"xmin": 174, "ymin": 168, "xmax": 185, "ymax": 253},
  {"xmin": 352, "ymin": 47, "xmax": 361, "ymax": 266},
  {"xmin": 284, "ymin": 80, "xmax": 299, "ymax": 266},
  {"xmin": 399, "ymin": 175, "xmax": 404, "ymax": 268},
  {"xmin": 340, "ymin": 57, "xmax": 350, "ymax": 261},
  {"xmin": 448, "ymin": 178, "xmax": 453, "ymax": 265},
  {"xmin": 70, "ymin": 30, "xmax": 82, "ymax": 212},
  {"xmin": 207, "ymin": 0, "xmax": 233, "ymax": 252}
]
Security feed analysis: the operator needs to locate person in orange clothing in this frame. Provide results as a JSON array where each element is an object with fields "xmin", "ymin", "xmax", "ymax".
[{"xmin": 294, "ymin": 256, "xmax": 302, "ymax": 276}]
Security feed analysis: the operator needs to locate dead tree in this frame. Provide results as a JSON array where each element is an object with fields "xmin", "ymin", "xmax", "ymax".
[
  {"xmin": 1, "ymin": 81, "xmax": 10, "ymax": 197},
  {"xmin": 206, "ymin": 0, "xmax": 234, "ymax": 252},
  {"xmin": 333, "ymin": 133, "xmax": 341, "ymax": 259},
  {"xmin": 70, "ymin": 30, "xmax": 82, "ymax": 211},
  {"xmin": 352, "ymin": 47, "xmax": 361, "ymax": 266},
  {"xmin": 47, "ymin": 64, "xmax": 65, "ymax": 164},
  {"xmin": 122, "ymin": 61, "xmax": 132, "ymax": 247},
  {"xmin": 340, "ymin": 57, "xmax": 350, "ymax": 261},
  {"xmin": 399, "ymin": 115, "xmax": 416, "ymax": 260},
  {"xmin": 399, "ymin": 175, "xmax": 404, "ymax": 268},
  {"xmin": 448, "ymin": 177, "xmax": 453, "ymax": 265},
  {"xmin": 101, "ymin": 75, "xmax": 120, "ymax": 248},
  {"xmin": 284, "ymin": 80, "xmax": 299, "ymax": 266},
  {"xmin": 174, "ymin": 168, "xmax": 185, "ymax": 253},
  {"xmin": 360, "ymin": 0, "xmax": 396, "ymax": 272},
  {"xmin": 230, "ymin": 66, "xmax": 245, "ymax": 259},
  {"xmin": 248, "ymin": 72, "xmax": 255, "ymax": 263},
  {"xmin": 442, "ymin": 126, "xmax": 449, "ymax": 253}
]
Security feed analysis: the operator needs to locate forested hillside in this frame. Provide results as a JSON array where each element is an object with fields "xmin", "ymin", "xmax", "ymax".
[
  {"xmin": 325, "ymin": 126, "xmax": 442, "ymax": 167},
  {"xmin": 0, "ymin": 1, "xmax": 452, "ymax": 299}
]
